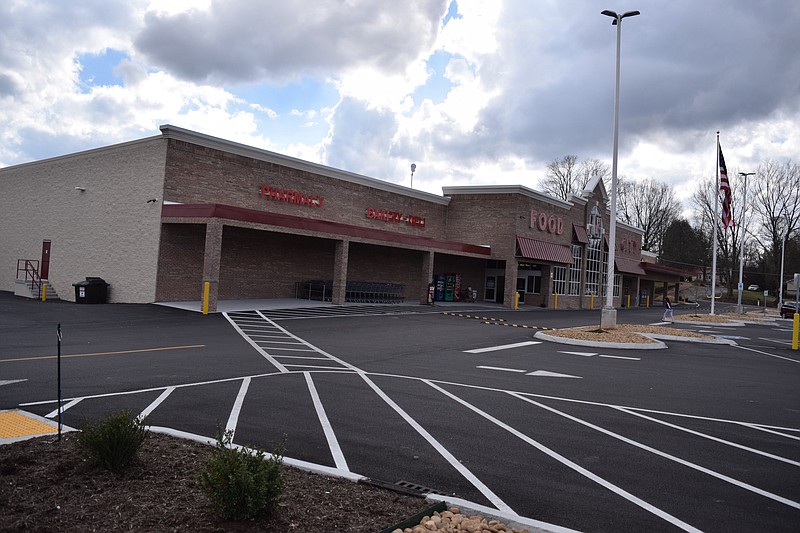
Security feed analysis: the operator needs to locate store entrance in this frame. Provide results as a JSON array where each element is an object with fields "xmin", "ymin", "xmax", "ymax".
[{"xmin": 496, "ymin": 276, "xmax": 505, "ymax": 304}]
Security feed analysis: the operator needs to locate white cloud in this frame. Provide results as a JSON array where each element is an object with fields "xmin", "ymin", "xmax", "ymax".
[{"xmin": 0, "ymin": 0, "xmax": 798, "ymax": 222}]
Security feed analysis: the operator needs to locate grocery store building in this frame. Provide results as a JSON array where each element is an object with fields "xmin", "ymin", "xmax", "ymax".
[{"xmin": 1, "ymin": 125, "xmax": 676, "ymax": 312}]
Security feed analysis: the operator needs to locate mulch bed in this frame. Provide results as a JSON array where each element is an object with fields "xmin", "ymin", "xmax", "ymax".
[{"xmin": 0, "ymin": 432, "xmax": 428, "ymax": 532}]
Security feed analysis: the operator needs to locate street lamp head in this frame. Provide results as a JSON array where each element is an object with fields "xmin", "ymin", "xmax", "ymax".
[
  {"xmin": 601, "ymin": 9, "xmax": 640, "ymax": 24},
  {"xmin": 739, "ymin": 171, "xmax": 755, "ymax": 177}
]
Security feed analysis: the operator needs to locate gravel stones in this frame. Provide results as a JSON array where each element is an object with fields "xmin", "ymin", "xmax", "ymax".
[{"xmin": 392, "ymin": 507, "xmax": 530, "ymax": 533}]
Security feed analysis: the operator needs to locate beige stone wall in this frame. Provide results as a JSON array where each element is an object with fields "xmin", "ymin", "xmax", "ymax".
[{"xmin": 0, "ymin": 138, "xmax": 167, "ymax": 303}]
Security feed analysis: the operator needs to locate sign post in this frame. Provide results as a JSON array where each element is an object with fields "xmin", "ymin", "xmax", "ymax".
[{"xmin": 57, "ymin": 324, "xmax": 62, "ymax": 441}]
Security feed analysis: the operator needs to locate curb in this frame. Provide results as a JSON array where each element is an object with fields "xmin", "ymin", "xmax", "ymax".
[
  {"xmin": 147, "ymin": 426, "xmax": 576, "ymax": 533},
  {"xmin": 672, "ymin": 319, "xmax": 746, "ymax": 327},
  {"xmin": 533, "ymin": 331, "xmax": 666, "ymax": 350},
  {"xmin": 644, "ymin": 333, "xmax": 737, "ymax": 345}
]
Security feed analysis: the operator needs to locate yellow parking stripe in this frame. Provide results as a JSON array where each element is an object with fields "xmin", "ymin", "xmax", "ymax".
[
  {"xmin": 0, "ymin": 411, "xmax": 57, "ymax": 439},
  {"xmin": 0, "ymin": 344, "xmax": 206, "ymax": 364}
]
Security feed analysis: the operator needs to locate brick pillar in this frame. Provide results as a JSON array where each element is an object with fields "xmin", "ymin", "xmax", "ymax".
[
  {"xmin": 332, "ymin": 239, "xmax": 349, "ymax": 305},
  {"xmin": 504, "ymin": 260, "xmax": 519, "ymax": 309},
  {"xmin": 202, "ymin": 220, "xmax": 223, "ymax": 313},
  {"xmin": 420, "ymin": 251, "xmax": 435, "ymax": 304}
]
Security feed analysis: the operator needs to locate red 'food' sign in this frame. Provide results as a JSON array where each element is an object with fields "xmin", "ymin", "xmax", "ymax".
[{"xmin": 530, "ymin": 210, "xmax": 564, "ymax": 235}]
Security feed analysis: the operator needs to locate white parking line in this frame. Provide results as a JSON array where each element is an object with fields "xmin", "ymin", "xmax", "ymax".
[
  {"xmin": 476, "ymin": 366, "xmax": 528, "ymax": 373},
  {"xmin": 558, "ymin": 351, "xmax": 596, "ymax": 357},
  {"xmin": 226, "ymin": 377, "xmax": 251, "ymax": 438},
  {"xmin": 305, "ymin": 372, "xmax": 349, "ymax": 472},
  {"xmin": 759, "ymin": 337, "xmax": 791, "ymax": 345},
  {"xmin": 615, "ymin": 407, "xmax": 800, "ymax": 466},
  {"xmin": 425, "ymin": 382, "xmax": 701, "ymax": 532},
  {"xmin": 735, "ymin": 344, "xmax": 800, "ymax": 363},
  {"xmin": 514, "ymin": 394, "xmax": 800, "ymax": 510},
  {"xmin": 45, "ymin": 398, "xmax": 82, "ymax": 419},
  {"xmin": 598, "ymin": 354, "xmax": 641, "ymax": 361},
  {"xmin": 139, "ymin": 387, "xmax": 175, "ymax": 420},
  {"xmin": 464, "ymin": 341, "xmax": 541, "ymax": 353},
  {"xmin": 361, "ymin": 373, "xmax": 514, "ymax": 514}
]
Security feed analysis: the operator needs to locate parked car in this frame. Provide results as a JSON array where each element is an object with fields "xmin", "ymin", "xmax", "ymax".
[
  {"xmin": 781, "ymin": 301, "xmax": 798, "ymax": 319},
  {"xmin": 747, "ymin": 284, "xmax": 759, "ymax": 291}
]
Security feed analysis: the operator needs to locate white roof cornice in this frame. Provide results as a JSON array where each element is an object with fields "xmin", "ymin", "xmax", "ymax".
[{"xmin": 442, "ymin": 184, "xmax": 573, "ymax": 209}]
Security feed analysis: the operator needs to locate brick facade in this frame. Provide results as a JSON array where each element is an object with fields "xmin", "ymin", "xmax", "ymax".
[{"xmin": 1, "ymin": 125, "xmax": 656, "ymax": 311}]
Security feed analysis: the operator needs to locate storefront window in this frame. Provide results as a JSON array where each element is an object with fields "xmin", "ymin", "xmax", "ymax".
[
  {"xmin": 569, "ymin": 245, "xmax": 582, "ymax": 296},
  {"xmin": 553, "ymin": 266, "xmax": 567, "ymax": 295},
  {"xmin": 527, "ymin": 275, "xmax": 541, "ymax": 294},
  {"xmin": 586, "ymin": 240, "xmax": 602, "ymax": 296},
  {"xmin": 614, "ymin": 274, "xmax": 620, "ymax": 297}
]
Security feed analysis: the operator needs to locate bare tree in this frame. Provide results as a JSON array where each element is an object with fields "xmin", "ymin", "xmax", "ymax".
[
  {"xmin": 691, "ymin": 176, "xmax": 743, "ymax": 297},
  {"xmin": 541, "ymin": 155, "xmax": 578, "ymax": 201},
  {"xmin": 577, "ymin": 158, "xmax": 610, "ymax": 190},
  {"xmin": 540, "ymin": 156, "xmax": 610, "ymax": 201},
  {"xmin": 749, "ymin": 160, "xmax": 800, "ymax": 283},
  {"xmin": 616, "ymin": 177, "xmax": 679, "ymax": 253}
]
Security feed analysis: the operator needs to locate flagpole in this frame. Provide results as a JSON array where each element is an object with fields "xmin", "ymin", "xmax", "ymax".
[{"xmin": 710, "ymin": 131, "xmax": 720, "ymax": 315}]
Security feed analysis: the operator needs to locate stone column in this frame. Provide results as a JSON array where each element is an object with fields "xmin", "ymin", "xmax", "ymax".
[
  {"xmin": 420, "ymin": 251, "xmax": 435, "ymax": 304},
  {"xmin": 332, "ymin": 239, "xmax": 349, "ymax": 305},
  {"xmin": 201, "ymin": 219, "xmax": 223, "ymax": 313}
]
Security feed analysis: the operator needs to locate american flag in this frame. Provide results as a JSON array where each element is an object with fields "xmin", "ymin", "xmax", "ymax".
[{"xmin": 719, "ymin": 144, "xmax": 734, "ymax": 229}]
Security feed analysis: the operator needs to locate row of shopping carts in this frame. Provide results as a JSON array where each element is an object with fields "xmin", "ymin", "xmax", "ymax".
[{"xmin": 295, "ymin": 280, "xmax": 406, "ymax": 304}]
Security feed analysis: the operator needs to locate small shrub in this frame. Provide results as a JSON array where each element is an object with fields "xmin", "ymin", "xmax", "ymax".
[
  {"xmin": 76, "ymin": 410, "xmax": 148, "ymax": 474},
  {"xmin": 200, "ymin": 431, "xmax": 285, "ymax": 520}
]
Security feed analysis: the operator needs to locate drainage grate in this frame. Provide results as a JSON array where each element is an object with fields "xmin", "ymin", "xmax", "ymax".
[
  {"xmin": 394, "ymin": 480, "xmax": 446, "ymax": 496},
  {"xmin": 358, "ymin": 477, "xmax": 446, "ymax": 497}
]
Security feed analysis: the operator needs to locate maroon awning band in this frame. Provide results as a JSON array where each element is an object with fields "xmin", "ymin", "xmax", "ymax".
[
  {"xmin": 162, "ymin": 203, "xmax": 491, "ymax": 256},
  {"xmin": 615, "ymin": 257, "xmax": 646, "ymax": 276},
  {"xmin": 572, "ymin": 224, "xmax": 589, "ymax": 244},
  {"xmin": 516, "ymin": 236, "xmax": 572, "ymax": 264}
]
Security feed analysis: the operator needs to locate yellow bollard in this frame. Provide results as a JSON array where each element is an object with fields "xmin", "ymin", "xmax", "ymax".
[
  {"xmin": 626, "ymin": 294, "xmax": 630, "ymax": 308},
  {"xmin": 590, "ymin": 294, "xmax": 594, "ymax": 309},
  {"xmin": 793, "ymin": 312, "xmax": 799, "ymax": 351},
  {"xmin": 41, "ymin": 284, "xmax": 47, "ymax": 302},
  {"xmin": 202, "ymin": 282, "xmax": 210, "ymax": 315},
  {"xmin": 554, "ymin": 293, "xmax": 558, "ymax": 310},
  {"xmin": 646, "ymin": 295, "xmax": 650, "ymax": 308},
  {"xmin": 513, "ymin": 291, "xmax": 519, "ymax": 310}
]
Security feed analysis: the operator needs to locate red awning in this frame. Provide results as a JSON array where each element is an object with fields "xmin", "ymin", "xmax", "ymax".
[
  {"xmin": 573, "ymin": 224, "xmax": 589, "ymax": 244},
  {"xmin": 516, "ymin": 236, "xmax": 572, "ymax": 264},
  {"xmin": 615, "ymin": 257, "xmax": 646, "ymax": 276}
]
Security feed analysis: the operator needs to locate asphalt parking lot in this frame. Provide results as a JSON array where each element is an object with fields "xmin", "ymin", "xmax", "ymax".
[{"xmin": 2, "ymin": 292, "xmax": 799, "ymax": 532}]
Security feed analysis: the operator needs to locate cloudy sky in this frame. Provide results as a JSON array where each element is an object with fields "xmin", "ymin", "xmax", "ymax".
[{"xmin": 2, "ymin": 0, "xmax": 798, "ymax": 212}]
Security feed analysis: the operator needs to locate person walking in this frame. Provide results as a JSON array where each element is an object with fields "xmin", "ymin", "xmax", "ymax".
[{"xmin": 663, "ymin": 296, "xmax": 673, "ymax": 322}]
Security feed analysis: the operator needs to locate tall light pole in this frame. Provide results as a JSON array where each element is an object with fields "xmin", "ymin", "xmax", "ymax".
[
  {"xmin": 600, "ymin": 9, "xmax": 639, "ymax": 329},
  {"xmin": 778, "ymin": 214, "xmax": 790, "ymax": 309},
  {"xmin": 736, "ymin": 171, "xmax": 755, "ymax": 314}
]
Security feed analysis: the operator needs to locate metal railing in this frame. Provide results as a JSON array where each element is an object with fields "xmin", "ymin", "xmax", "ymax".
[
  {"xmin": 16, "ymin": 259, "xmax": 42, "ymax": 298},
  {"xmin": 296, "ymin": 280, "xmax": 405, "ymax": 304}
]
